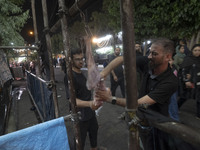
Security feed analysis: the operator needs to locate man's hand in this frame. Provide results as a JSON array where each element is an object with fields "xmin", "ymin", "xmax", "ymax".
[
  {"xmin": 113, "ymin": 75, "xmax": 118, "ymax": 82},
  {"xmin": 89, "ymin": 101, "xmax": 102, "ymax": 110},
  {"xmin": 95, "ymin": 88, "xmax": 112, "ymax": 103}
]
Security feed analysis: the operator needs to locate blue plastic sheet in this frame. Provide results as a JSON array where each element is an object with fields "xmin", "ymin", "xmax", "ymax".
[{"xmin": 0, "ymin": 117, "xmax": 70, "ymax": 150}]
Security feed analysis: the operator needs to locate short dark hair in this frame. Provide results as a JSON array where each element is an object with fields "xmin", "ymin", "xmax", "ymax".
[
  {"xmin": 115, "ymin": 47, "xmax": 121, "ymax": 50},
  {"xmin": 191, "ymin": 44, "xmax": 200, "ymax": 51},
  {"xmin": 135, "ymin": 42, "xmax": 141, "ymax": 45},
  {"xmin": 178, "ymin": 45, "xmax": 185, "ymax": 50},
  {"xmin": 152, "ymin": 38, "xmax": 175, "ymax": 54},
  {"xmin": 70, "ymin": 48, "xmax": 82, "ymax": 59}
]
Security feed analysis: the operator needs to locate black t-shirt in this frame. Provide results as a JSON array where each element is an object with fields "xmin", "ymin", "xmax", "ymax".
[
  {"xmin": 137, "ymin": 56, "xmax": 178, "ymax": 116},
  {"xmin": 109, "ymin": 54, "xmax": 124, "ymax": 79},
  {"xmin": 72, "ymin": 71, "xmax": 95, "ymax": 121}
]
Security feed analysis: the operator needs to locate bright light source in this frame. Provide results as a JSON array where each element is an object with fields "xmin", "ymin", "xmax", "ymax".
[
  {"xmin": 92, "ymin": 35, "xmax": 112, "ymax": 44},
  {"xmin": 29, "ymin": 31, "xmax": 34, "ymax": 35},
  {"xmin": 117, "ymin": 31, "xmax": 122, "ymax": 41},
  {"xmin": 143, "ymin": 40, "xmax": 151, "ymax": 45},
  {"xmin": 96, "ymin": 46, "xmax": 113, "ymax": 54},
  {"xmin": 18, "ymin": 57, "xmax": 26, "ymax": 63},
  {"xmin": 92, "ymin": 37, "xmax": 98, "ymax": 43},
  {"xmin": 11, "ymin": 42, "xmax": 14, "ymax": 45},
  {"xmin": 95, "ymin": 44, "xmax": 123, "ymax": 54}
]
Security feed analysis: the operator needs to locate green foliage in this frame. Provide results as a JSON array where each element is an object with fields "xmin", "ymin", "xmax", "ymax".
[
  {"xmin": 0, "ymin": 0, "xmax": 29, "ymax": 46},
  {"xmin": 51, "ymin": 33, "xmax": 64, "ymax": 55},
  {"xmin": 89, "ymin": 11, "xmax": 110, "ymax": 36},
  {"xmin": 134, "ymin": 0, "xmax": 200, "ymax": 41},
  {"xmin": 90, "ymin": 0, "xmax": 200, "ymax": 43},
  {"xmin": 102, "ymin": 0, "xmax": 121, "ymax": 33},
  {"xmin": 68, "ymin": 21, "xmax": 86, "ymax": 49}
]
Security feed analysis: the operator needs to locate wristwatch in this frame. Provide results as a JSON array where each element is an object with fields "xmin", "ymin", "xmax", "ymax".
[{"xmin": 111, "ymin": 96, "xmax": 117, "ymax": 105}]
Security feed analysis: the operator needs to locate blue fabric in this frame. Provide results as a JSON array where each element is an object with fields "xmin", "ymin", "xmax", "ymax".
[
  {"xmin": 168, "ymin": 92, "xmax": 179, "ymax": 121},
  {"xmin": 0, "ymin": 117, "xmax": 70, "ymax": 150}
]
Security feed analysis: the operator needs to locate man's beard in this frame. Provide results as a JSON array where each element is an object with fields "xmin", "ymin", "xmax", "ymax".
[{"xmin": 148, "ymin": 60, "xmax": 159, "ymax": 70}]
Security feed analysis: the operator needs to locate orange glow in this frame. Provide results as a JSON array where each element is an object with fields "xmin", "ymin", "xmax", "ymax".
[{"xmin": 29, "ymin": 31, "xmax": 34, "ymax": 35}]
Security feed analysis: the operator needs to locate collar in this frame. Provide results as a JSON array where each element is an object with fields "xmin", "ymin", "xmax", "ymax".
[{"xmin": 149, "ymin": 65, "xmax": 171, "ymax": 80}]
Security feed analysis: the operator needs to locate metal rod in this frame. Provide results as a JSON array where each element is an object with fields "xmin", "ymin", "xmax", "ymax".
[
  {"xmin": 0, "ymin": 46, "xmax": 38, "ymax": 50},
  {"xmin": 152, "ymin": 121, "xmax": 200, "ymax": 147},
  {"xmin": 41, "ymin": 0, "xmax": 59, "ymax": 118},
  {"xmin": 27, "ymin": 88, "xmax": 45, "ymax": 122},
  {"xmin": 120, "ymin": 0, "xmax": 139, "ymax": 149},
  {"xmin": 25, "ymin": 70, "xmax": 51, "ymax": 84},
  {"xmin": 58, "ymin": 0, "xmax": 82, "ymax": 149}
]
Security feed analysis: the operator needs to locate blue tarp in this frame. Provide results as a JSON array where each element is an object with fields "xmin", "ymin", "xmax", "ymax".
[{"xmin": 0, "ymin": 117, "xmax": 70, "ymax": 150}]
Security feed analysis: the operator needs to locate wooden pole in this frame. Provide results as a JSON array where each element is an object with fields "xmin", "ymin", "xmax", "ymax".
[
  {"xmin": 41, "ymin": 0, "xmax": 59, "ymax": 118},
  {"xmin": 58, "ymin": 0, "xmax": 82, "ymax": 149},
  {"xmin": 120, "ymin": 0, "xmax": 139, "ymax": 149},
  {"xmin": 50, "ymin": 0, "xmax": 90, "ymax": 34},
  {"xmin": 31, "ymin": 0, "xmax": 41, "ymax": 77}
]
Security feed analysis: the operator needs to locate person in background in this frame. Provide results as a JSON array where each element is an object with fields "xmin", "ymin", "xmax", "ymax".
[
  {"xmin": 108, "ymin": 47, "xmax": 125, "ymax": 98},
  {"xmin": 178, "ymin": 44, "xmax": 200, "ymax": 108},
  {"xmin": 169, "ymin": 58, "xmax": 179, "ymax": 121},
  {"xmin": 57, "ymin": 56, "xmax": 60, "ymax": 66},
  {"xmin": 135, "ymin": 42, "xmax": 143, "ymax": 56},
  {"xmin": 53, "ymin": 57, "xmax": 57, "ymax": 68},
  {"xmin": 30, "ymin": 61, "xmax": 36, "ymax": 75},
  {"xmin": 176, "ymin": 39, "xmax": 190, "ymax": 56},
  {"xmin": 179, "ymin": 44, "xmax": 200, "ymax": 118},
  {"xmin": 173, "ymin": 45, "xmax": 186, "ymax": 71}
]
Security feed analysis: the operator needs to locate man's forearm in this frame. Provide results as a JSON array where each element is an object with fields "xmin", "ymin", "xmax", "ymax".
[
  {"xmin": 115, "ymin": 97, "xmax": 126, "ymax": 107},
  {"xmin": 111, "ymin": 70, "xmax": 116, "ymax": 77},
  {"xmin": 101, "ymin": 56, "xmax": 123, "ymax": 78},
  {"xmin": 76, "ymin": 99, "xmax": 91, "ymax": 108},
  {"xmin": 107, "ymin": 96, "xmax": 126, "ymax": 107}
]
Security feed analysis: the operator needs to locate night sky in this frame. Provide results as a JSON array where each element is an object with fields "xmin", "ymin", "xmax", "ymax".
[{"xmin": 20, "ymin": 0, "xmax": 103, "ymax": 45}]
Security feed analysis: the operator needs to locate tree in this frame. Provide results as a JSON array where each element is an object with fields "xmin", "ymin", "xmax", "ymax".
[
  {"xmin": 90, "ymin": 0, "xmax": 200, "ymax": 47},
  {"xmin": 51, "ymin": 33, "xmax": 64, "ymax": 55},
  {"xmin": 0, "ymin": 0, "xmax": 29, "ymax": 46}
]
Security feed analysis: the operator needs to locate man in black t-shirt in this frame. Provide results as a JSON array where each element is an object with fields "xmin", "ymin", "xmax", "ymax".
[
  {"xmin": 96, "ymin": 38, "xmax": 178, "ymax": 150},
  {"xmin": 64, "ymin": 49, "xmax": 101, "ymax": 150},
  {"xmin": 109, "ymin": 47, "xmax": 125, "ymax": 98}
]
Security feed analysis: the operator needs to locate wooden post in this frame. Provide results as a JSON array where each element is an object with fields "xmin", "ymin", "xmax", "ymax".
[
  {"xmin": 31, "ymin": 0, "xmax": 41, "ymax": 77},
  {"xmin": 58, "ymin": 0, "xmax": 82, "ymax": 149},
  {"xmin": 41, "ymin": 0, "xmax": 59, "ymax": 118},
  {"xmin": 50, "ymin": 0, "xmax": 90, "ymax": 34},
  {"xmin": 120, "ymin": 0, "xmax": 139, "ymax": 149}
]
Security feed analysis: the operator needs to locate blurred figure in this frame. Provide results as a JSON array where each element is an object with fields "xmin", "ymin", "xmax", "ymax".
[
  {"xmin": 178, "ymin": 44, "xmax": 200, "ymax": 108},
  {"xmin": 135, "ymin": 42, "xmax": 143, "ymax": 56},
  {"xmin": 30, "ymin": 61, "xmax": 36, "ymax": 75},
  {"xmin": 53, "ymin": 57, "xmax": 57, "ymax": 68},
  {"xmin": 108, "ymin": 47, "xmax": 125, "ymax": 98},
  {"xmin": 173, "ymin": 45, "xmax": 186, "ymax": 71}
]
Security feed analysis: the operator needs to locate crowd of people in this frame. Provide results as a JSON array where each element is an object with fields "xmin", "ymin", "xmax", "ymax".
[
  {"xmin": 63, "ymin": 38, "xmax": 200, "ymax": 150},
  {"xmin": 9, "ymin": 60, "xmax": 36, "ymax": 79}
]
